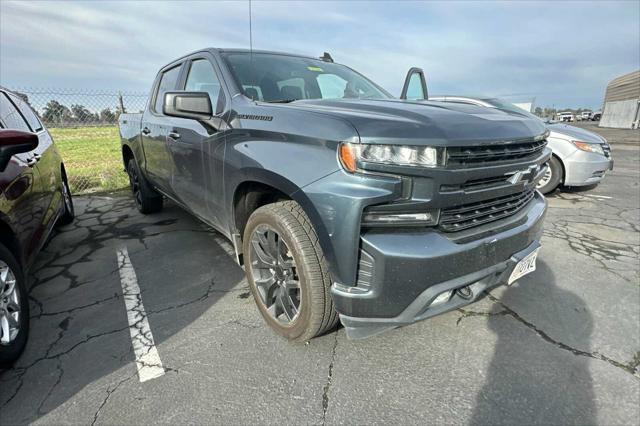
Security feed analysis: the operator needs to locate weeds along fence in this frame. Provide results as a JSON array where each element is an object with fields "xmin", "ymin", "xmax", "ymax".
[{"xmin": 9, "ymin": 88, "xmax": 149, "ymax": 194}]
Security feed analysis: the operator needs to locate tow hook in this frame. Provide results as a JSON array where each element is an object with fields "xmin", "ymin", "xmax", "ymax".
[{"xmin": 456, "ymin": 286, "xmax": 473, "ymax": 300}]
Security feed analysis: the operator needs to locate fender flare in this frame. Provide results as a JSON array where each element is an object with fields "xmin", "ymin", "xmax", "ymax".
[{"xmin": 230, "ymin": 168, "xmax": 338, "ymax": 277}]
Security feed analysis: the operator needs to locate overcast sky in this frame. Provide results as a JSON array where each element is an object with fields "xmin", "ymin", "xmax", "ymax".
[{"xmin": 1, "ymin": 0, "xmax": 638, "ymax": 109}]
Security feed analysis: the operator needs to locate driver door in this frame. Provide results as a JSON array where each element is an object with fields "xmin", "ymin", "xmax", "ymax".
[{"xmin": 168, "ymin": 54, "xmax": 229, "ymax": 228}]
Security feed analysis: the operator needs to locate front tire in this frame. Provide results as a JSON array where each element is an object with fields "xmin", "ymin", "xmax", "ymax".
[
  {"xmin": 56, "ymin": 167, "xmax": 75, "ymax": 226},
  {"xmin": 537, "ymin": 156, "xmax": 563, "ymax": 194},
  {"xmin": 0, "ymin": 243, "xmax": 29, "ymax": 368},
  {"xmin": 127, "ymin": 158, "xmax": 163, "ymax": 214},
  {"xmin": 243, "ymin": 201, "xmax": 338, "ymax": 341}
]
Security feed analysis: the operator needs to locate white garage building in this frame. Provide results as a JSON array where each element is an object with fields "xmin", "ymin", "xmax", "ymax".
[{"xmin": 599, "ymin": 70, "xmax": 640, "ymax": 129}]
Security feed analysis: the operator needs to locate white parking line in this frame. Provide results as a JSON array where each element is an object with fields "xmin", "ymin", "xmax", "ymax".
[
  {"xmin": 116, "ymin": 246, "xmax": 165, "ymax": 383},
  {"xmin": 584, "ymin": 194, "xmax": 613, "ymax": 200}
]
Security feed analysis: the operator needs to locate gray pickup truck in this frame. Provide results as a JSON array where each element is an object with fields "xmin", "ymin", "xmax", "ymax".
[{"xmin": 119, "ymin": 48, "xmax": 550, "ymax": 340}]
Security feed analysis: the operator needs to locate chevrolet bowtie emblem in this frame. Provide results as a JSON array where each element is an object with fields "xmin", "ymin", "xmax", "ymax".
[{"xmin": 506, "ymin": 165, "xmax": 538, "ymax": 185}]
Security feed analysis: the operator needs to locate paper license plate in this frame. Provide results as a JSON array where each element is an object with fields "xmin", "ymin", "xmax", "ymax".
[{"xmin": 508, "ymin": 248, "xmax": 539, "ymax": 285}]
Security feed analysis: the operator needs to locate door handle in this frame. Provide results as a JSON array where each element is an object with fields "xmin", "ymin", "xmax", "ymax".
[
  {"xmin": 142, "ymin": 127, "xmax": 151, "ymax": 135},
  {"xmin": 26, "ymin": 154, "xmax": 40, "ymax": 167},
  {"xmin": 168, "ymin": 131, "xmax": 181, "ymax": 140}
]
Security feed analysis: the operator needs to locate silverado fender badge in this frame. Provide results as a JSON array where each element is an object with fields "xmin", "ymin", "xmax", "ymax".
[{"xmin": 238, "ymin": 114, "xmax": 273, "ymax": 121}]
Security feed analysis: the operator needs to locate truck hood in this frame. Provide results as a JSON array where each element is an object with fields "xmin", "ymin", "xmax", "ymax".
[
  {"xmin": 547, "ymin": 123, "xmax": 606, "ymax": 144},
  {"xmin": 284, "ymin": 98, "xmax": 547, "ymax": 146}
]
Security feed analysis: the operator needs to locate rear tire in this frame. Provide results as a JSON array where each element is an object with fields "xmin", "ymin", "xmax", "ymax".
[
  {"xmin": 537, "ymin": 156, "xmax": 563, "ymax": 194},
  {"xmin": 127, "ymin": 158, "xmax": 163, "ymax": 214},
  {"xmin": 56, "ymin": 167, "xmax": 75, "ymax": 226},
  {"xmin": 243, "ymin": 201, "xmax": 338, "ymax": 342},
  {"xmin": 0, "ymin": 243, "xmax": 29, "ymax": 368}
]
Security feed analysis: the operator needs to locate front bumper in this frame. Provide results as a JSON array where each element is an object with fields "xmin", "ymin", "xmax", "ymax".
[
  {"xmin": 563, "ymin": 150, "xmax": 613, "ymax": 186},
  {"xmin": 331, "ymin": 191, "xmax": 547, "ymax": 339}
]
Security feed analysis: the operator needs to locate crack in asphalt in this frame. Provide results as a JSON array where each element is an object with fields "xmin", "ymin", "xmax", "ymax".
[
  {"xmin": 321, "ymin": 333, "xmax": 339, "ymax": 425},
  {"xmin": 36, "ymin": 359, "xmax": 64, "ymax": 415},
  {"xmin": 91, "ymin": 373, "xmax": 136, "ymax": 426},
  {"xmin": 0, "ymin": 195, "xmax": 254, "ymax": 419},
  {"xmin": 0, "ymin": 325, "xmax": 131, "ymax": 410},
  {"xmin": 542, "ymin": 195, "xmax": 639, "ymax": 286},
  {"xmin": 456, "ymin": 308, "xmax": 510, "ymax": 325},
  {"xmin": 146, "ymin": 279, "xmax": 245, "ymax": 316},
  {"xmin": 29, "ymin": 197, "xmax": 184, "ymax": 299},
  {"xmin": 542, "ymin": 224, "xmax": 639, "ymax": 286},
  {"xmin": 458, "ymin": 293, "xmax": 640, "ymax": 378},
  {"xmin": 31, "ymin": 293, "xmax": 121, "ymax": 319}
]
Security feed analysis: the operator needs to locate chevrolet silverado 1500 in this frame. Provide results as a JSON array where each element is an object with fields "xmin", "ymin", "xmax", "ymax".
[{"xmin": 119, "ymin": 49, "xmax": 550, "ymax": 340}]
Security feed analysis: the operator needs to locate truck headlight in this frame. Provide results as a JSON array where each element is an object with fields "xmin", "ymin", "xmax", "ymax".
[
  {"xmin": 339, "ymin": 142, "xmax": 444, "ymax": 172},
  {"xmin": 571, "ymin": 140, "xmax": 605, "ymax": 156}
]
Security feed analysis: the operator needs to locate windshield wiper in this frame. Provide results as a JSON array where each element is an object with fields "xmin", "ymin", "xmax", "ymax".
[{"xmin": 264, "ymin": 99, "xmax": 298, "ymax": 103}]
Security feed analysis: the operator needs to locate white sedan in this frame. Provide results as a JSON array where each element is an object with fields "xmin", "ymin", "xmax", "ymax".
[{"xmin": 429, "ymin": 96, "xmax": 614, "ymax": 194}]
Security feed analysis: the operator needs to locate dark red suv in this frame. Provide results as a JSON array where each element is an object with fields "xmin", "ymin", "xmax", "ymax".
[{"xmin": 0, "ymin": 87, "xmax": 74, "ymax": 366}]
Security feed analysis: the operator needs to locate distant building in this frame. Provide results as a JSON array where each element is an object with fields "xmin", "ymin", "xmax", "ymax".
[{"xmin": 599, "ymin": 70, "xmax": 640, "ymax": 129}]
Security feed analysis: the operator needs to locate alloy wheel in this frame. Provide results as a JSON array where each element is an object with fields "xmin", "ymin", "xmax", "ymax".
[
  {"xmin": 0, "ymin": 260, "xmax": 20, "ymax": 345},
  {"xmin": 62, "ymin": 177, "xmax": 73, "ymax": 213},
  {"xmin": 249, "ymin": 224, "xmax": 301, "ymax": 325},
  {"xmin": 537, "ymin": 166, "xmax": 553, "ymax": 189}
]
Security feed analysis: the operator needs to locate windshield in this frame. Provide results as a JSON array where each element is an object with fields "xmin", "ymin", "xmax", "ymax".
[{"xmin": 221, "ymin": 52, "xmax": 391, "ymax": 102}]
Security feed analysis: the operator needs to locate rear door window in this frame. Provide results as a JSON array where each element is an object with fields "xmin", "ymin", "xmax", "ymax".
[
  {"xmin": 154, "ymin": 65, "xmax": 182, "ymax": 114},
  {"xmin": 0, "ymin": 93, "xmax": 31, "ymax": 131}
]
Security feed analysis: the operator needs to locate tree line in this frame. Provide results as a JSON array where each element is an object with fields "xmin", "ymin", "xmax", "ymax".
[
  {"xmin": 13, "ymin": 91, "xmax": 129, "ymax": 127},
  {"xmin": 40, "ymin": 100, "xmax": 124, "ymax": 126}
]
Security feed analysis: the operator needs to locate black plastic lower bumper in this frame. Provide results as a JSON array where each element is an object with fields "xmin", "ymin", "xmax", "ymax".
[{"xmin": 330, "ymin": 192, "xmax": 547, "ymax": 339}]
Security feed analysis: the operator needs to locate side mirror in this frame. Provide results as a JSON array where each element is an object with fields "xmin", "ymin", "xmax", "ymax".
[
  {"xmin": 163, "ymin": 91, "xmax": 213, "ymax": 120},
  {"xmin": 400, "ymin": 67, "xmax": 428, "ymax": 101},
  {"xmin": 0, "ymin": 130, "xmax": 39, "ymax": 171}
]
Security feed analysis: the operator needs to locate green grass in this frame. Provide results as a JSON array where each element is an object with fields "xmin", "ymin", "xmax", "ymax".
[{"xmin": 49, "ymin": 126, "xmax": 128, "ymax": 193}]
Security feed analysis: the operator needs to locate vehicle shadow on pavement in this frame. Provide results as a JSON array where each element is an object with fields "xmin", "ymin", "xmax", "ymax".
[
  {"xmin": 0, "ymin": 194, "xmax": 248, "ymax": 424},
  {"xmin": 470, "ymin": 261, "xmax": 597, "ymax": 425}
]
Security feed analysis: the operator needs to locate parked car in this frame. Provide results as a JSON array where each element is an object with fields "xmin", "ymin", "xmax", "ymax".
[
  {"xmin": 0, "ymin": 88, "xmax": 74, "ymax": 367},
  {"xmin": 429, "ymin": 96, "xmax": 613, "ymax": 194},
  {"xmin": 591, "ymin": 111, "xmax": 602, "ymax": 121},
  {"xmin": 580, "ymin": 111, "xmax": 592, "ymax": 121},
  {"xmin": 119, "ymin": 49, "xmax": 550, "ymax": 340},
  {"xmin": 556, "ymin": 111, "xmax": 574, "ymax": 122}
]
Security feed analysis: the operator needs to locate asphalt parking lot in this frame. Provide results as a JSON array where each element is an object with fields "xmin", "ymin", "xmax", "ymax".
[{"xmin": 1, "ymin": 140, "xmax": 639, "ymax": 425}]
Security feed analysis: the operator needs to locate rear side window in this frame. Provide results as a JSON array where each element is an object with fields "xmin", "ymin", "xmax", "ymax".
[
  {"xmin": 10, "ymin": 94, "xmax": 43, "ymax": 131},
  {"xmin": 154, "ymin": 65, "xmax": 181, "ymax": 113},
  {"xmin": 185, "ymin": 59, "xmax": 222, "ymax": 111},
  {"xmin": 0, "ymin": 93, "xmax": 31, "ymax": 131}
]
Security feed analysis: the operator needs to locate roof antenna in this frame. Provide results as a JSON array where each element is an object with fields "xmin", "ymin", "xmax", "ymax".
[
  {"xmin": 248, "ymin": 0, "xmax": 255, "ymax": 100},
  {"xmin": 320, "ymin": 52, "xmax": 334, "ymax": 63}
]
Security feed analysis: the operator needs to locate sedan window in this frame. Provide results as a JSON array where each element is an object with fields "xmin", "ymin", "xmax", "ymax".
[
  {"xmin": 10, "ymin": 94, "xmax": 43, "ymax": 132},
  {"xmin": 0, "ymin": 93, "xmax": 31, "ymax": 131}
]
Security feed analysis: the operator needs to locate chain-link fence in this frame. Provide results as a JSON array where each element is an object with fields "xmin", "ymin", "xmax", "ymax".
[{"xmin": 9, "ymin": 87, "xmax": 149, "ymax": 194}]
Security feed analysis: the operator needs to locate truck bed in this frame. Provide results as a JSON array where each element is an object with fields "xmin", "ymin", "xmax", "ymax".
[{"xmin": 118, "ymin": 112, "xmax": 143, "ymax": 145}]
